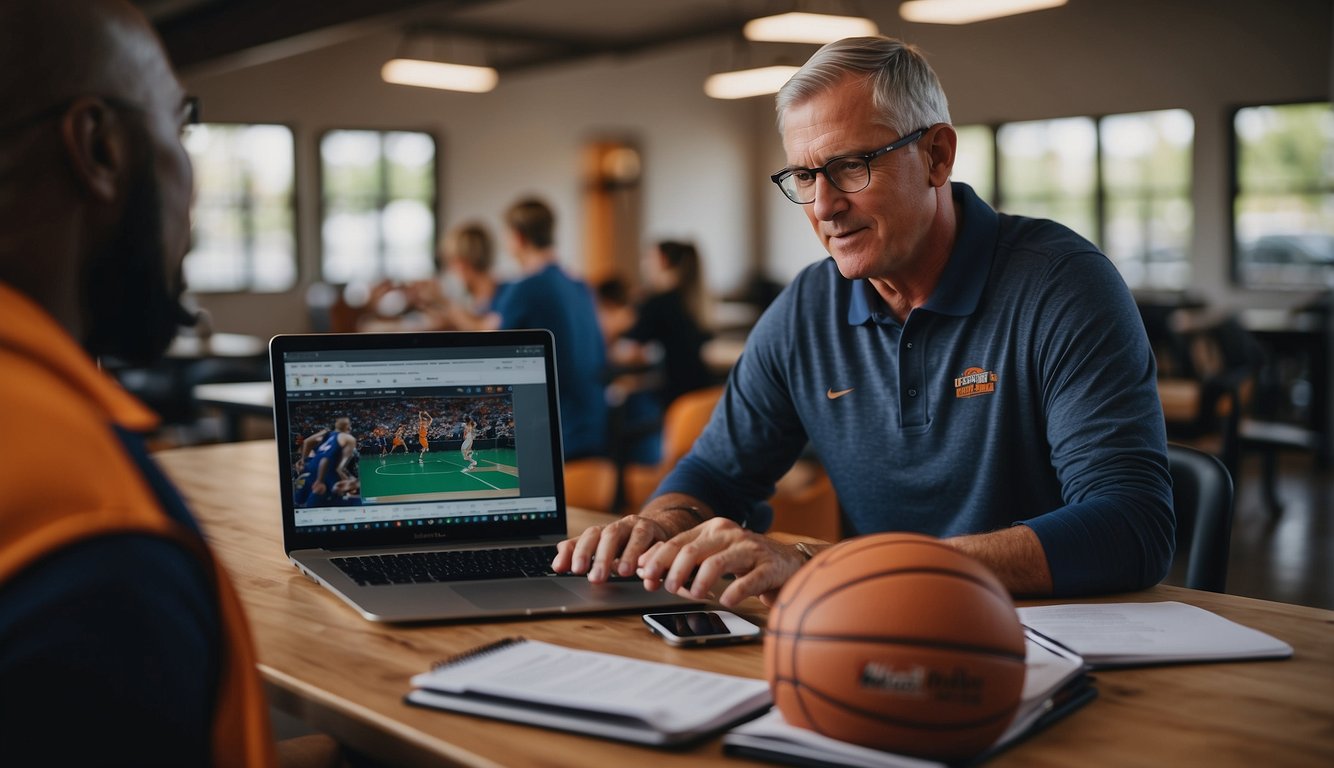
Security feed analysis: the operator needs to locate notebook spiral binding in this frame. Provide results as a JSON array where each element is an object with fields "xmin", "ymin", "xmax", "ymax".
[{"xmin": 431, "ymin": 636, "xmax": 526, "ymax": 670}]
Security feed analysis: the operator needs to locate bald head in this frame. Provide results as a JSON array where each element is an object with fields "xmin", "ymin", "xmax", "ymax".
[
  {"xmin": 0, "ymin": 0, "xmax": 194, "ymax": 366},
  {"xmin": 0, "ymin": 0, "xmax": 170, "ymax": 127}
]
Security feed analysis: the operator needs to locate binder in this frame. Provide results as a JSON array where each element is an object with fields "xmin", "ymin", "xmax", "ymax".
[{"xmin": 405, "ymin": 637, "xmax": 772, "ymax": 746}]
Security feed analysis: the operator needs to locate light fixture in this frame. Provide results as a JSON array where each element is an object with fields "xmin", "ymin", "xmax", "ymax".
[
  {"xmin": 381, "ymin": 58, "xmax": 498, "ymax": 93},
  {"xmin": 743, "ymin": 11, "xmax": 879, "ymax": 44},
  {"xmin": 704, "ymin": 65, "xmax": 801, "ymax": 100},
  {"xmin": 899, "ymin": 0, "xmax": 1068, "ymax": 25}
]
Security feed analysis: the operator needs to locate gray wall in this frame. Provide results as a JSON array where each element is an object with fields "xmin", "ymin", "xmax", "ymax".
[{"xmin": 184, "ymin": 0, "xmax": 1333, "ymax": 337}]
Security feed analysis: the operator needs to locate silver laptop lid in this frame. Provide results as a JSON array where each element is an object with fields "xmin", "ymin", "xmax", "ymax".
[{"xmin": 269, "ymin": 330, "xmax": 567, "ymax": 555}]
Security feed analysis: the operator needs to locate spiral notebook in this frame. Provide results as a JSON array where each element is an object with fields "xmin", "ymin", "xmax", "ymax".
[{"xmin": 405, "ymin": 637, "xmax": 772, "ymax": 745}]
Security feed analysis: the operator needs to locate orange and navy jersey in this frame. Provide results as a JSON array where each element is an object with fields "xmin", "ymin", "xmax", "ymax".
[{"xmin": 0, "ymin": 283, "xmax": 276, "ymax": 767}]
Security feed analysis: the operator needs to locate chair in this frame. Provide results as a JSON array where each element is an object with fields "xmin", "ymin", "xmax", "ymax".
[
  {"xmin": 1166, "ymin": 442, "xmax": 1235, "ymax": 593},
  {"xmin": 769, "ymin": 459, "xmax": 842, "ymax": 542},
  {"xmin": 1156, "ymin": 312, "xmax": 1265, "ymax": 478},
  {"xmin": 621, "ymin": 386, "xmax": 724, "ymax": 512},
  {"xmin": 564, "ymin": 457, "xmax": 618, "ymax": 514}
]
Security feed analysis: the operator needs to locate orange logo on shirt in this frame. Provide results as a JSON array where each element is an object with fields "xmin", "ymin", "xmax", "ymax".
[{"xmin": 954, "ymin": 367, "xmax": 997, "ymax": 398}]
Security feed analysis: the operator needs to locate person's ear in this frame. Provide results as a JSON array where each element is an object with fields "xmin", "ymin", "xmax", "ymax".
[
  {"xmin": 924, "ymin": 123, "xmax": 957, "ymax": 188},
  {"xmin": 58, "ymin": 97, "xmax": 131, "ymax": 204}
]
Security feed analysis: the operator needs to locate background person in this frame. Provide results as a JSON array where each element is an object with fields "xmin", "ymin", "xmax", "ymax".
[
  {"xmin": 554, "ymin": 36, "xmax": 1173, "ymax": 607},
  {"xmin": 476, "ymin": 198, "xmax": 609, "ymax": 460}
]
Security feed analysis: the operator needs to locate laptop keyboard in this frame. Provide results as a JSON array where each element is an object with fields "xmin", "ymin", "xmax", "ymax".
[{"xmin": 332, "ymin": 545, "xmax": 570, "ymax": 586}]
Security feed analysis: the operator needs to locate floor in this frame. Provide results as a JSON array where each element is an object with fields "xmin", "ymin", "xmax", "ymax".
[{"xmin": 1219, "ymin": 451, "xmax": 1333, "ymax": 610}]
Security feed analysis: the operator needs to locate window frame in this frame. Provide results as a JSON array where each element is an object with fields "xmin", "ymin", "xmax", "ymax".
[
  {"xmin": 316, "ymin": 126, "xmax": 442, "ymax": 286},
  {"xmin": 183, "ymin": 120, "xmax": 300, "ymax": 294},
  {"xmin": 1228, "ymin": 99, "xmax": 1334, "ymax": 291}
]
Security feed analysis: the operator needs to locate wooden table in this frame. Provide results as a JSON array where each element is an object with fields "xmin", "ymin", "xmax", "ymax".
[{"xmin": 156, "ymin": 441, "xmax": 1334, "ymax": 768}]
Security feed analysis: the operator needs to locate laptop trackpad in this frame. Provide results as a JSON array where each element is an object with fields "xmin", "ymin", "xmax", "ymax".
[{"xmin": 454, "ymin": 580, "xmax": 577, "ymax": 611}]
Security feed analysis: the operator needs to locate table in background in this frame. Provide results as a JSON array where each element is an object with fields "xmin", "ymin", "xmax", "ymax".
[
  {"xmin": 193, "ymin": 381, "xmax": 274, "ymax": 442},
  {"xmin": 156, "ymin": 441, "xmax": 1334, "ymax": 768}
]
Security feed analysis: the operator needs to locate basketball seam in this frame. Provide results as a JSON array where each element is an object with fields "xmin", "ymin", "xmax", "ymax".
[{"xmin": 764, "ymin": 632, "xmax": 1027, "ymax": 663}]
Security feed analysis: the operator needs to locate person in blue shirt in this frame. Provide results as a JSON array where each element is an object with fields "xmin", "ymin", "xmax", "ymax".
[
  {"xmin": 485, "ymin": 198, "xmax": 609, "ymax": 460},
  {"xmin": 293, "ymin": 418, "xmax": 358, "ymax": 508},
  {"xmin": 554, "ymin": 36, "xmax": 1173, "ymax": 604}
]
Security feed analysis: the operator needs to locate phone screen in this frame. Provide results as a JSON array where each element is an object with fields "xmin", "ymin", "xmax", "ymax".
[{"xmin": 651, "ymin": 611, "xmax": 732, "ymax": 637}]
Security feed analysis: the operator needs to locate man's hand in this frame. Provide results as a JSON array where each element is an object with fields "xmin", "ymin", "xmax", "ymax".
[
  {"xmin": 552, "ymin": 496, "xmax": 709, "ymax": 582},
  {"xmin": 637, "ymin": 518, "xmax": 807, "ymax": 608},
  {"xmin": 552, "ymin": 513, "xmax": 678, "ymax": 583}
]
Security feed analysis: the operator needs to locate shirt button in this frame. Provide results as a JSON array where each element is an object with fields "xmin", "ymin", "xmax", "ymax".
[
  {"xmin": 905, "ymin": 341, "xmax": 913, "ymax": 349},
  {"xmin": 907, "ymin": 389, "xmax": 918, "ymax": 397}
]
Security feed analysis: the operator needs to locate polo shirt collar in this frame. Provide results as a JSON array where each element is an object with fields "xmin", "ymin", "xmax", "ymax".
[{"xmin": 847, "ymin": 181, "xmax": 999, "ymax": 325}]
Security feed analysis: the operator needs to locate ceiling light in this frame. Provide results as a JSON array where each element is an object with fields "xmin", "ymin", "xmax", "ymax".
[
  {"xmin": 899, "ymin": 0, "xmax": 1068, "ymax": 25},
  {"xmin": 381, "ymin": 58, "xmax": 498, "ymax": 93},
  {"xmin": 704, "ymin": 65, "xmax": 801, "ymax": 100},
  {"xmin": 743, "ymin": 12, "xmax": 879, "ymax": 44}
]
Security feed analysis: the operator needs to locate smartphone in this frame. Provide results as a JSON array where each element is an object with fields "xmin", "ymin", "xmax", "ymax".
[{"xmin": 642, "ymin": 610, "xmax": 762, "ymax": 647}]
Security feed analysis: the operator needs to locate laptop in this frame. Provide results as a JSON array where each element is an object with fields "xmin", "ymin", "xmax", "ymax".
[{"xmin": 269, "ymin": 329, "xmax": 696, "ymax": 622}]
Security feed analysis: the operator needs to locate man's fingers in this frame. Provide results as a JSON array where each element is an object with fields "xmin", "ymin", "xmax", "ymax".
[
  {"xmin": 550, "ymin": 538, "xmax": 576, "ymax": 573},
  {"xmin": 617, "ymin": 517, "xmax": 669, "ymax": 577},
  {"xmin": 568, "ymin": 525, "xmax": 607, "ymax": 575}
]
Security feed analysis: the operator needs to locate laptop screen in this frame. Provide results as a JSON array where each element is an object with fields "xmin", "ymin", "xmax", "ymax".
[{"xmin": 270, "ymin": 331, "xmax": 568, "ymax": 551}]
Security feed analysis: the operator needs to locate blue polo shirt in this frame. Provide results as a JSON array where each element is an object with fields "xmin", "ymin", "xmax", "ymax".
[
  {"xmin": 658, "ymin": 182, "xmax": 1174, "ymax": 595},
  {"xmin": 493, "ymin": 263, "xmax": 608, "ymax": 460}
]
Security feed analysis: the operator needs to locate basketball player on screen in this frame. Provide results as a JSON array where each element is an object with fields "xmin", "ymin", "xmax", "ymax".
[
  {"xmin": 388, "ymin": 424, "xmax": 408, "ymax": 457},
  {"xmin": 417, "ymin": 410, "xmax": 433, "ymax": 464},
  {"xmin": 293, "ymin": 417, "xmax": 357, "ymax": 508},
  {"xmin": 459, "ymin": 417, "xmax": 478, "ymax": 473}
]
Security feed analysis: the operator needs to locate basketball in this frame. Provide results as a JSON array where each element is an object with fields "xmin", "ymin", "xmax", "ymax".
[{"xmin": 765, "ymin": 533, "xmax": 1027, "ymax": 761}]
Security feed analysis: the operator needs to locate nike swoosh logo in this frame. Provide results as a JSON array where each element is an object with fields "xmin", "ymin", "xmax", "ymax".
[{"xmin": 826, "ymin": 387, "xmax": 854, "ymax": 400}]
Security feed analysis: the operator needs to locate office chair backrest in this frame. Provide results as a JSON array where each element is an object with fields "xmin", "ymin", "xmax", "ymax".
[{"xmin": 1166, "ymin": 442, "xmax": 1235, "ymax": 592}]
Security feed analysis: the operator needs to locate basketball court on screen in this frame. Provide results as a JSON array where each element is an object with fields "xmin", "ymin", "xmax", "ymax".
[{"xmin": 363, "ymin": 446, "xmax": 520, "ymax": 502}]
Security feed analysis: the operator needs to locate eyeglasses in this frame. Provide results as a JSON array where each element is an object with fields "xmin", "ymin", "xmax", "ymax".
[
  {"xmin": 0, "ymin": 95, "xmax": 200, "ymax": 138},
  {"xmin": 769, "ymin": 127, "xmax": 928, "ymax": 204},
  {"xmin": 106, "ymin": 95, "xmax": 201, "ymax": 139}
]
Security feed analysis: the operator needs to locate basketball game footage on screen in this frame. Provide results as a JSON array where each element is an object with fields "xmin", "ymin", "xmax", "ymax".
[{"xmin": 289, "ymin": 392, "xmax": 519, "ymax": 513}]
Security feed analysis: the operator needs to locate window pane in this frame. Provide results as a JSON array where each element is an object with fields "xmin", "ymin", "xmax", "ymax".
[
  {"xmin": 1235, "ymin": 103, "xmax": 1334, "ymax": 289},
  {"xmin": 997, "ymin": 117, "xmax": 1097, "ymax": 242},
  {"xmin": 952, "ymin": 125, "xmax": 994, "ymax": 204},
  {"xmin": 321, "ymin": 130, "xmax": 437, "ymax": 283},
  {"xmin": 183, "ymin": 124, "xmax": 296, "ymax": 292},
  {"xmin": 1101, "ymin": 109, "xmax": 1194, "ymax": 289}
]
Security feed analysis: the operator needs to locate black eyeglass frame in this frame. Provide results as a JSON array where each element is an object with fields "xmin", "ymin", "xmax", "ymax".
[
  {"xmin": 0, "ymin": 94, "xmax": 200, "ymax": 136},
  {"xmin": 769, "ymin": 126, "xmax": 930, "ymax": 204}
]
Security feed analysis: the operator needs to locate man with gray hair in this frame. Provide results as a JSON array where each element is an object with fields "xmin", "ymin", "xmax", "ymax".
[{"xmin": 555, "ymin": 36, "xmax": 1173, "ymax": 606}]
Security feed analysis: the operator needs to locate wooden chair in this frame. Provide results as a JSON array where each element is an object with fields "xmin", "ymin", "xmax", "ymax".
[
  {"xmin": 1156, "ymin": 313, "xmax": 1265, "ymax": 478},
  {"xmin": 769, "ymin": 459, "xmax": 842, "ymax": 542},
  {"xmin": 621, "ymin": 386, "xmax": 724, "ymax": 512},
  {"xmin": 620, "ymin": 385, "xmax": 844, "ymax": 541},
  {"xmin": 563, "ymin": 457, "xmax": 618, "ymax": 514}
]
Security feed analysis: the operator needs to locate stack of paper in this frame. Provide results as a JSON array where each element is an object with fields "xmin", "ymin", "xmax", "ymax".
[{"xmin": 1017, "ymin": 601, "xmax": 1293, "ymax": 668}]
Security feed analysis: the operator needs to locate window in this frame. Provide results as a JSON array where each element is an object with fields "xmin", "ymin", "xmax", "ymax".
[
  {"xmin": 321, "ymin": 130, "xmax": 438, "ymax": 284},
  {"xmin": 1234, "ymin": 102, "xmax": 1334, "ymax": 289},
  {"xmin": 183, "ymin": 124, "xmax": 296, "ymax": 292},
  {"xmin": 967, "ymin": 111, "xmax": 1195, "ymax": 290},
  {"xmin": 951, "ymin": 124, "xmax": 995, "ymax": 204},
  {"xmin": 997, "ymin": 117, "xmax": 1099, "ymax": 243},
  {"xmin": 1101, "ymin": 110, "xmax": 1194, "ymax": 290}
]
